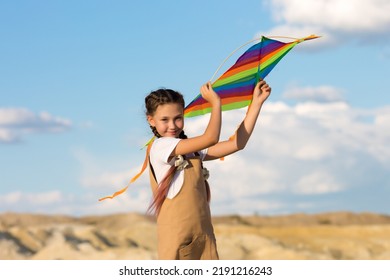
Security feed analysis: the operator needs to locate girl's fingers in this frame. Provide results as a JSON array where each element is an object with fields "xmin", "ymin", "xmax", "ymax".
[
  {"xmin": 201, "ymin": 82, "xmax": 212, "ymax": 95},
  {"xmin": 256, "ymin": 81, "xmax": 267, "ymax": 93}
]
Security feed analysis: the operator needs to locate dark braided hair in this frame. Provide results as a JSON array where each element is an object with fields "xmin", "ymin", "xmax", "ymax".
[{"xmin": 145, "ymin": 88, "xmax": 190, "ymax": 215}]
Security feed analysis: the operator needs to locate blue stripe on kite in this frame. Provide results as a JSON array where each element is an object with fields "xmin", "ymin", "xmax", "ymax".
[{"xmin": 215, "ymin": 85, "xmax": 254, "ymax": 98}]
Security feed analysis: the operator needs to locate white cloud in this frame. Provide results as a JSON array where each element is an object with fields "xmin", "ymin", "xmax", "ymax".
[
  {"xmin": 263, "ymin": 0, "xmax": 390, "ymax": 46},
  {"xmin": 270, "ymin": 0, "xmax": 390, "ymax": 31},
  {"xmin": 0, "ymin": 108, "xmax": 71, "ymax": 143},
  {"xmin": 282, "ymin": 84, "xmax": 345, "ymax": 103},
  {"xmin": 0, "ymin": 128, "xmax": 18, "ymax": 143},
  {"xmin": 294, "ymin": 171, "xmax": 344, "ymax": 194}
]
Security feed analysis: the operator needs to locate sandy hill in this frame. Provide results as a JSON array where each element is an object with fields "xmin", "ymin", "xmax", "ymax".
[{"xmin": 1, "ymin": 211, "xmax": 390, "ymax": 260}]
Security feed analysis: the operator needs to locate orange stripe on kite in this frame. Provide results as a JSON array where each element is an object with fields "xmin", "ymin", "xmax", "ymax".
[{"xmin": 219, "ymin": 61, "xmax": 259, "ymax": 79}]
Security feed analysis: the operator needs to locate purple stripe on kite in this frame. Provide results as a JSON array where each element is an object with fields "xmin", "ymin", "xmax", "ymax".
[
  {"xmin": 218, "ymin": 42, "xmax": 262, "ymax": 73},
  {"xmin": 186, "ymin": 97, "xmax": 205, "ymax": 107},
  {"xmin": 215, "ymin": 81, "xmax": 255, "ymax": 92},
  {"xmin": 185, "ymin": 94, "xmax": 201, "ymax": 107},
  {"xmin": 253, "ymin": 38, "xmax": 288, "ymax": 56},
  {"xmin": 236, "ymin": 43, "xmax": 262, "ymax": 62},
  {"xmin": 233, "ymin": 46, "xmax": 262, "ymax": 68},
  {"xmin": 227, "ymin": 58, "xmax": 259, "ymax": 74},
  {"xmin": 231, "ymin": 52, "xmax": 261, "ymax": 70},
  {"xmin": 215, "ymin": 85, "xmax": 254, "ymax": 98},
  {"xmin": 261, "ymin": 42, "xmax": 288, "ymax": 57},
  {"xmin": 230, "ymin": 39, "xmax": 292, "ymax": 72},
  {"xmin": 189, "ymin": 89, "xmax": 254, "ymax": 108},
  {"xmin": 185, "ymin": 98, "xmax": 206, "ymax": 107}
]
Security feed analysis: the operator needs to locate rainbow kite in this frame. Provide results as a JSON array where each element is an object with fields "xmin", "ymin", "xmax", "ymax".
[
  {"xmin": 184, "ymin": 35, "xmax": 319, "ymax": 118},
  {"xmin": 99, "ymin": 34, "xmax": 319, "ymax": 201}
]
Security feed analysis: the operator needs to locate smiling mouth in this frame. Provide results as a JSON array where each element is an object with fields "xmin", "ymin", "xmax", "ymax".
[{"xmin": 167, "ymin": 131, "xmax": 177, "ymax": 136}]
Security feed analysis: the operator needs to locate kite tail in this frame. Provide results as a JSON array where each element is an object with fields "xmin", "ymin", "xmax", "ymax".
[{"xmin": 98, "ymin": 138, "xmax": 154, "ymax": 201}]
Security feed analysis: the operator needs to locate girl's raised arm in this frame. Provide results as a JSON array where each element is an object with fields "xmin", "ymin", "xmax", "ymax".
[
  {"xmin": 172, "ymin": 82, "xmax": 221, "ymax": 156},
  {"xmin": 204, "ymin": 80, "xmax": 271, "ymax": 161}
]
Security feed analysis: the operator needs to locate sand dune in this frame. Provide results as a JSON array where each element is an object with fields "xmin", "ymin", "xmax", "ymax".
[{"xmin": 1, "ymin": 212, "xmax": 390, "ymax": 260}]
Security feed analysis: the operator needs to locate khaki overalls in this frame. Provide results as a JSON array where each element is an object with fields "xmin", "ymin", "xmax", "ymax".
[{"xmin": 149, "ymin": 156, "xmax": 219, "ymax": 260}]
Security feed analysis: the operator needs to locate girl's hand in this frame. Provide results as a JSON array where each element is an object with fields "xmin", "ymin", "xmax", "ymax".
[
  {"xmin": 252, "ymin": 80, "xmax": 271, "ymax": 106},
  {"xmin": 201, "ymin": 82, "xmax": 220, "ymax": 106}
]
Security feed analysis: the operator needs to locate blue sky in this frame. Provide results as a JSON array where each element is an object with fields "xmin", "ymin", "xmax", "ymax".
[{"xmin": 1, "ymin": 0, "xmax": 389, "ymax": 216}]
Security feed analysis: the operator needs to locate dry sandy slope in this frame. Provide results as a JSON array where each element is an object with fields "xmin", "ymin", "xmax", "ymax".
[{"xmin": 1, "ymin": 212, "xmax": 390, "ymax": 260}]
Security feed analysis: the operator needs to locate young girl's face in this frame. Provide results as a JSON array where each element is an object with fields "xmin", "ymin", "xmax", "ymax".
[{"xmin": 147, "ymin": 103, "xmax": 184, "ymax": 138}]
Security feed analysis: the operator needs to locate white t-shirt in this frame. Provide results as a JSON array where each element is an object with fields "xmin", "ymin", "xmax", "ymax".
[{"xmin": 149, "ymin": 137, "xmax": 207, "ymax": 199}]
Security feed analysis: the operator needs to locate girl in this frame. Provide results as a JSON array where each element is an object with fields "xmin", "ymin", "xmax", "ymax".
[{"xmin": 145, "ymin": 80, "xmax": 271, "ymax": 260}]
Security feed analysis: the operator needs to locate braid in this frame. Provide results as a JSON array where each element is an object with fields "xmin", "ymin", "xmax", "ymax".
[
  {"xmin": 150, "ymin": 125, "xmax": 162, "ymax": 138},
  {"xmin": 179, "ymin": 130, "xmax": 187, "ymax": 139}
]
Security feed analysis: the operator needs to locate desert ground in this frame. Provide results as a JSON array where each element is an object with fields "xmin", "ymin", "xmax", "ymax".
[{"xmin": 1, "ymin": 211, "xmax": 390, "ymax": 260}]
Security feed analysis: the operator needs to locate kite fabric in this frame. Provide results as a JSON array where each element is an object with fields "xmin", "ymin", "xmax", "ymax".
[
  {"xmin": 184, "ymin": 34, "xmax": 320, "ymax": 118},
  {"xmin": 99, "ymin": 34, "xmax": 319, "ymax": 202}
]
